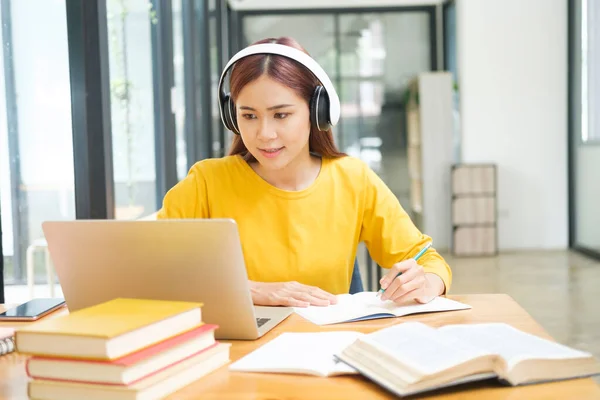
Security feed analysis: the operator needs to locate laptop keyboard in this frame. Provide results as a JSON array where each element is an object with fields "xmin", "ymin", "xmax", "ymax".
[{"xmin": 256, "ymin": 317, "xmax": 271, "ymax": 328}]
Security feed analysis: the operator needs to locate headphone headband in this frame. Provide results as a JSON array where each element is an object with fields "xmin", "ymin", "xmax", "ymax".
[{"xmin": 218, "ymin": 43, "xmax": 341, "ymax": 127}]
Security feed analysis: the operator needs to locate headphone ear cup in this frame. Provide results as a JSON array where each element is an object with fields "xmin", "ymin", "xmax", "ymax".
[
  {"xmin": 310, "ymin": 86, "xmax": 331, "ymax": 132},
  {"xmin": 222, "ymin": 94, "xmax": 239, "ymax": 134}
]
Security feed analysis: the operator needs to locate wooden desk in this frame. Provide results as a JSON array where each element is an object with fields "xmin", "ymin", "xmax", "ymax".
[{"xmin": 1, "ymin": 294, "xmax": 599, "ymax": 399}]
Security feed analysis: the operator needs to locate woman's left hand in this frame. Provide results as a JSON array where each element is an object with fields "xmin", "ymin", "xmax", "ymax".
[{"xmin": 379, "ymin": 259, "xmax": 445, "ymax": 304}]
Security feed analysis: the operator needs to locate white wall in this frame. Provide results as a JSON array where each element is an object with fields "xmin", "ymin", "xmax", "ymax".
[{"xmin": 457, "ymin": 0, "xmax": 568, "ymax": 250}]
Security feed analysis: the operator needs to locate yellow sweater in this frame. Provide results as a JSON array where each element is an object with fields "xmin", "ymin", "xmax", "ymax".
[{"xmin": 157, "ymin": 155, "xmax": 452, "ymax": 294}]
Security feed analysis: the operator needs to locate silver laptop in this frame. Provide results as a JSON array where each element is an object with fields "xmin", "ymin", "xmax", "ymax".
[{"xmin": 41, "ymin": 219, "xmax": 292, "ymax": 340}]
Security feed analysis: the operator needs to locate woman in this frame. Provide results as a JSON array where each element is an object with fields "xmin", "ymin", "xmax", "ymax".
[{"xmin": 157, "ymin": 37, "xmax": 452, "ymax": 308}]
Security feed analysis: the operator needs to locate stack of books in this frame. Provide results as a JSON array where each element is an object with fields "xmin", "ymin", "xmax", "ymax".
[{"xmin": 15, "ymin": 298, "xmax": 229, "ymax": 400}]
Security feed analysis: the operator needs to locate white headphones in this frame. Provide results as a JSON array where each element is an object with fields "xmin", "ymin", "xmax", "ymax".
[{"xmin": 218, "ymin": 43, "xmax": 341, "ymax": 134}]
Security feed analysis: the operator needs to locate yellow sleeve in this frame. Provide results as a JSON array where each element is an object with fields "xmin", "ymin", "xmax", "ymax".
[
  {"xmin": 156, "ymin": 164, "xmax": 209, "ymax": 219},
  {"xmin": 359, "ymin": 166, "xmax": 452, "ymax": 293}
]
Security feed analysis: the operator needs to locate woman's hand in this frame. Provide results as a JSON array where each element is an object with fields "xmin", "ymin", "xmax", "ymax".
[
  {"xmin": 249, "ymin": 281, "xmax": 338, "ymax": 308},
  {"xmin": 379, "ymin": 260, "xmax": 445, "ymax": 304}
]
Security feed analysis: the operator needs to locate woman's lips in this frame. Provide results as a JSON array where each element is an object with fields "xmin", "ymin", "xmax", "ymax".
[{"xmin": 258, "ymin": 147, "xmax": 284, "ymax": 158}]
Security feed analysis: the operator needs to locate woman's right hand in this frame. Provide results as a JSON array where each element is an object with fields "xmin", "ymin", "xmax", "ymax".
[{"xmin": 249, "ymin": 281, "xmax": 338, "ymax": 308}]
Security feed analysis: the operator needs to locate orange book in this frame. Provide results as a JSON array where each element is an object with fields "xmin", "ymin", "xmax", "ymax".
[{"xmin": 15, "ymin": 298, "xmax": 203, "ymax": 361}]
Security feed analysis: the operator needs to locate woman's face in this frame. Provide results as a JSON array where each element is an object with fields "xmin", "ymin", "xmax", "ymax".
[{"xmin": 235, "ymin": 74, "xmax": 311, "ymax": 170}]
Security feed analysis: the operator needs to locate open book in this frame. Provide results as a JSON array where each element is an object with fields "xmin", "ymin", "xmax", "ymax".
[
  {"xmin": 335, "ymin": 322, "xmax": 600, "ymax": 397},
  {"xmin": 229, "ymin": 331, "xmax": 361, "ymax": 377},
  {"xmin": 293, "ymin": 292, "xmax": 471, "ymax": 325}
]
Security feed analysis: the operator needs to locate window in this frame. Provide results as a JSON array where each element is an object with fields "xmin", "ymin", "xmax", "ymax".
[
  {"xmin": 338, "ymin": 12, "xmax": 431, "ymax": 209},
  {"xmin": 107, "ymin": 0, "xmax": 158, "ymax": 219},
  {"xmin": 172, "ymin": 0, "xmax": 188, "ymax": 179},
  {"xmin": 0, "ymin": 0, "xmax": 75, "ymax": 290},
  {"xmin": 1, "ymin": 0, "xmax": 219, "ymax": 300}
]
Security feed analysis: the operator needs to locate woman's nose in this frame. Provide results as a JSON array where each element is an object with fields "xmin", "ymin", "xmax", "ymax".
[{"xmin": 257, "ymin": 119, "xmax": 277, "ymax": 140}]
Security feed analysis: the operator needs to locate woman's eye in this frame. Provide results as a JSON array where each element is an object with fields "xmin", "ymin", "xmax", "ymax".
[
  {"xmin": 274, "ymin": 113, "xmax": 289, "ymax": 119},
  {"xmin": 242, "ymin": 114, "xmax": 257, "ymax": 120}
]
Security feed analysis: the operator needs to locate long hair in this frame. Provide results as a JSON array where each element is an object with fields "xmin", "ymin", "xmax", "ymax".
[{"xmin": 227, "ymin": 37, "xmax": 346, "ymax": 162}]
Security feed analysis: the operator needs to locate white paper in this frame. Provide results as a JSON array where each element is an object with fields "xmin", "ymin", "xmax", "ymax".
[
  {"xmin": 229, "ymin": 331, "xmax": 363, "ymax": 377},
  {"xmin": 362, "ymin": 322, "xmax": 492, "ymax": 376},
  {"xmin": 293, "ymin": 293, "xmax": 471, "ymax": 326},
  {"xmin": 439, "ymin": 323, "xmax": 592, "ymax": 369}
]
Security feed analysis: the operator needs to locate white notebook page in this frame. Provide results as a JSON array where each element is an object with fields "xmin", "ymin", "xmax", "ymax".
[
  {"xmin": 294, "ymin": 293, "xmax": 471, "ymax": 325},
  {"xmin": 229, "ymin": 331, "xmax": 362, "ymax": 377}
]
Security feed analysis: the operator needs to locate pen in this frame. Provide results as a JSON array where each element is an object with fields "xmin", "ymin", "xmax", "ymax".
[{"xmin": 377, "ymin": 242, "xmax": 433, "ymax": 297}]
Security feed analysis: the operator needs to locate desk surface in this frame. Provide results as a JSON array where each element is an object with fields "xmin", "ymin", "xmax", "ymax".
[{"xmin": 1, "ymin": 294, "xmax": 599, "ymax": 399}]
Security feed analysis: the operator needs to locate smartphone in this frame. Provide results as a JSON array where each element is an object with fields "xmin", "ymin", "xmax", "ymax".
[{"xmin": 0, "ymin": 298, "xmax": 66, "ymax": 321}]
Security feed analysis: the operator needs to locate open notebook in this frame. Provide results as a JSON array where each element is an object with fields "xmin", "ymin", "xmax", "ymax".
[
  {"xmin": 335, "ymin": 322, "xmax": 600, "ymax": 397},
  {"xmin": 229, "ymin": 331, "xmax": 361, "ymax": 377},
  {"xmin": 293, "ymin": 292, "xmax": 471, "ymax": 325}
]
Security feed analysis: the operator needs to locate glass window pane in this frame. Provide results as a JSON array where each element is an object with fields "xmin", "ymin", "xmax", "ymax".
[
  {"xmin": 107, "ymin": 0, "xmax": 157, "ymax": 219},
  {"xmin": 339, "ymin": 12, "xmax": 431, "ymax": 210},
  {"xmin": 210, "ymin": 16, "xmax": 223, "ymax": 157},
  {"xmin": 1, "ymin": 0, "xmax": 74, "ymax": 295},
  {"xmin": 443, "ymin": 3, "xmax": 461, "ymax": 163},
  {"xmin": 172, "ymin": 0, "xmax": 188, "ymax": 179},
  {"xmin": 444, "ymin": 3, "xmax": 458, "ymax": 83},
  {"xmin": 243, "ymin": 15, "xmax": 336, "ymax": 76}
]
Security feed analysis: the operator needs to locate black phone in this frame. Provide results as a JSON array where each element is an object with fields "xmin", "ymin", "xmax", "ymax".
[{"xmin": 0, "ymin": 298, "xmax": 66, "ymax": 321}]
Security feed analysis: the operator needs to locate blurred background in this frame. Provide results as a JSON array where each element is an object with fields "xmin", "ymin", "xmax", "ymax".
[{"xmin": 0, "ymin": 0, "xmax": 598, "ymax": 370}]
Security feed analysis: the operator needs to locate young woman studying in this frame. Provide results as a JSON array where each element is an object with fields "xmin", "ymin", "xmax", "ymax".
[{"xmin": 157, "ymin": 37, "xmax": 452, "ymax": 308}]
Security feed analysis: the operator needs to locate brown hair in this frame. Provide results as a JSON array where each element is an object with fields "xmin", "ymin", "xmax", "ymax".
[{"xmin": 227, "ymin": 37, "xmax": 346, "ymax": 162}]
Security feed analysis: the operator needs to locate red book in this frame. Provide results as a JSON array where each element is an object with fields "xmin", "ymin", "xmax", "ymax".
[
  {"xmin": 28, "ymin": 343, "xmax": 231, "ymax": 400},
  {"xmin": 26, "ymin": 324, "xmax": 218, "ymax": 385}
]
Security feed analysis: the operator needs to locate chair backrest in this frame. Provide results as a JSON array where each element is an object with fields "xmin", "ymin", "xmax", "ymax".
[{"xmin": 349, "ymin": 258, "xmax": 364, "ymax": 294}]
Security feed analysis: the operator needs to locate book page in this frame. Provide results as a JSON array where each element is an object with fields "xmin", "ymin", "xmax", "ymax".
[
  {"xmin": 439, "ymin": 323, "xmax": 592, "ymax": 369},
  {"xmin": 294, "ymin": 293, "xmax": 471, "ymax": 326},
  {"xmin": 229, "ymin": 331, "xmax": 362, "ymax": 377},
  {"xmin": 387, "ymin": 296, "xmax": 472, "ymax": 317},
  {"xmin": 362, "ymin": 322, "xmax": 492, "ymax": 376},
  {"xmin": 293, "ymin": 292, "xmax": 393, "ymax": 325}
]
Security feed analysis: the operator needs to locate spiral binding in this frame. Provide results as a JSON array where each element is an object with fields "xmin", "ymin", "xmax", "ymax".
[{"xmin": 0, "ymin": 336, "xmax": 15, "ymax": 356}]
